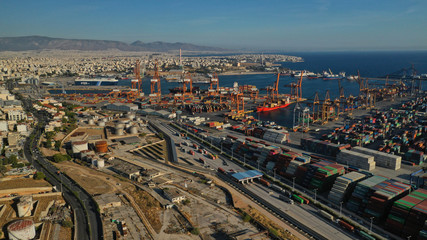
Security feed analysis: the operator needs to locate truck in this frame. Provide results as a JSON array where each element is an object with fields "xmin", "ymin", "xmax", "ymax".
[
  {"xmin": 270, "ymin": 184, "xmax": 283, "ymax": 192},
  {"xmin": 218, "ymin": 167, "xmax": 226, "ymax": 174},
  {"xmin": 280, "ymin": 195, "xmax": 294, "ymax": 204},
  {"xmin": 338, "ymin": 220, "xmax": 355, "ymax": 232},
  {"xmin": 259, "ymin": 178, "xmax": 271, "ymax": 187},
  {"xmin": 319, "ymin": 210, "xmax": 334, "ymax": 221},
  {"xmin": 189, "ymin": 150, "xmax": 195, "ymax": 156},
  {"xmin": 192, "ymin": 143, "xmax": 198, "ymax": 149},
  {"xmin": 199, "ymin": 158, "xmax": 205, "ymax": 164}
]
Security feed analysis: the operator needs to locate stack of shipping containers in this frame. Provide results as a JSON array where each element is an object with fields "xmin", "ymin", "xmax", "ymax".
[
  {"xmin": 363, "ymin": 179, "xmax": 411, "ymax": 221},
  {"xmin": 328, "ymin": 172, "xmax": 369, "ymax": 205},
  {"xmin": 386, "ymin": 189, "xmax": 427, "ymax": 238}
]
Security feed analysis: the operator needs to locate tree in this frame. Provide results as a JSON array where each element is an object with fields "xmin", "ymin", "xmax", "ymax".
[
  {"xmin": 157, "ymin": 132, "xmax": 164, "ymax": 139},
  {"xmin": 54, "ymin": 141, "xmax": 61, "ymax": 151},
  {"xmin": 242, "ymin": 213, "xmax": 252, "ymax": 222},
  {"xmin": 61, "ymin": 220, "xmax": 73, "ymax": 228},
  {"xmin": 0, "ymin": 165, "xmax": 7, "ymax": 174},
  {"xmin": 190, "ymin": 228, "xmax": 199, "ymax": 235},
  {"xmin": 34, "ymin": 171, "xmax": 45, "ymax": 180},
  {"xmin": 53, "ymin": 154, "xmax": 70, "ymax": 163}
]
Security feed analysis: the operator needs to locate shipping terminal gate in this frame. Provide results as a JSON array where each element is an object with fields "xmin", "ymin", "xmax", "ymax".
[{"xmin": 231, "ymin": 170, "xmax": 263, "ymax": 184}]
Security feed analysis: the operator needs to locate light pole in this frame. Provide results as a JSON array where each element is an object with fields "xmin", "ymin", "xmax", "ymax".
[
  {"xmin": 221, "ymin": 142, "xmax": 223, "ymax": 154},
  {"xmin": 231, "ymin": 150, "xmax": 234, "ymax": 160},
  {"xmin": 243, "ymin": 154, "xmax": 246, "ymax": 166},
  {"xmin": 292, "ymin": 177, "xmax": 296, "ymax": 192},
  {"xmin": 273, "ymin": 169, "xmax": 276, "ymax": 180},
  {"xmin": 60, "ymin": 172, "xmax": 63, "ymax": 193},
  {"xmin": 257, "ymin": 161, "xmax": 260, "ymax": 170},
  {"xmin": 339, "ymin": 201, "xmax": 343, "ymax": 218},
  {"xmin": 314, "ymin": 188, "xmax": 317, "ymax": 204},
  {"xmin": 369, "ymin": 217, "xmax": 374, "ymax": 234}
]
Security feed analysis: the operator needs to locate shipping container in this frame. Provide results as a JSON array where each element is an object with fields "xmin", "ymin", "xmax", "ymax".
[{"xmin": 338, "ymin": 220, "xmax": 355, "ymax": 232}]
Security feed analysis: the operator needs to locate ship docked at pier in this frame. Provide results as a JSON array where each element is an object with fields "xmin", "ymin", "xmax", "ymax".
[
  {"xmin": 74, "ymin": 77, "xmax": 118, "ymax": 86},
  {"xmin": 256, "ymin": 96, "xmax": 295, "ymax": 112}
]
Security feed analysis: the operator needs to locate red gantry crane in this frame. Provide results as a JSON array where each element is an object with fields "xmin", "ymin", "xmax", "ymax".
[{"xmin": 150, "ymin": 61, "xmax": 161, "ymax": 102}]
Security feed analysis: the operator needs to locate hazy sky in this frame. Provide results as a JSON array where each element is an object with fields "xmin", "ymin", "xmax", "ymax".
[{"xmin": 1, "ymin": 0, "xmax": 426, "ymax": 51}]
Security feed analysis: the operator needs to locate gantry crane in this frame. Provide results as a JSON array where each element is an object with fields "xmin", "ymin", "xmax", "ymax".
[
  {"xmin": 183, "ymin": 72, "xmax": 193, "ymax": 97},
  {"xmin": 209, "ymin": 72, "xmax": 219, "ymax": 96},
  {"xmin": 268, "ymin": 73, "xmax": 280, "ymax": 101},
  {"xmin": 286, "ymin": 71, "xmax": 303, "ymax": 101},
  {"xmin": 230, "ymin": 92, "xmax": 245, "ymax": 115},
  {"xmin": 320, "ymin": 90, "xmax": 333, "ymax": 124},
  {"xmin": 150, "ymin": 61, "xmax": 161, "ymax": 102}
]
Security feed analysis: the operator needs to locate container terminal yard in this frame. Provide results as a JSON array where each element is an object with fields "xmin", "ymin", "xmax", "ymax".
[{"xmin": 4, "ymin": 59, "xmax": 427, "ymax": 240}]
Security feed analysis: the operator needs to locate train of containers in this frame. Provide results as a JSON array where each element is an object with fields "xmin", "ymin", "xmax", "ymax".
[
  {"xmin": 318, "ymin": 96, "xmax": 427, "ymax": 165},
  {"xmin": 385, "ymin": 189, "xmax": 427, "ymax": 239}
]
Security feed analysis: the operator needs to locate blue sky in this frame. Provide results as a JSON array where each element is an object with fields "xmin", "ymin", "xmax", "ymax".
[{"xmin": 0, "ymin": 0, "xmax": 426, "ymax": 51}]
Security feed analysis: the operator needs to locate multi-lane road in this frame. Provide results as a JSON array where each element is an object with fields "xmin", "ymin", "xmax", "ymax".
[{"xmin": 22, "ymin": 99, "xmax": 103, "ymax": 240}]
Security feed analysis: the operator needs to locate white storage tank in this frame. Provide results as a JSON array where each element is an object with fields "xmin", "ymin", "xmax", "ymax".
[
  {"xmin": 126, "ymin": 113, "xmax": 135, "ymax": 120},
  {"xmin": 97, "ymin": 159, "xmax": 105, "ymax": 168},
  {"xmin": 97, "ymin": 121, "xmax": 105, "ymax": 127},
  {"xmin": 129, "ymin": 126, "xmax": 138, "ymax": 134},
  {"xmin": 88, "ymin": 119, "xmax": 95, "ymax": 125},
  {"xmin": 125, "ymin": 123, "xmax": 131, "ymax": 129},
  {"xmin": 7, "ymin": 219, "xmax": 36, "ymax": 240},
  {"xmin": 17, "ymin": 196, "xmax": 33, "ymax": 217},
  {"xmin": 72, "ymin": 141, "xmax": 88, "ymax": 154}
]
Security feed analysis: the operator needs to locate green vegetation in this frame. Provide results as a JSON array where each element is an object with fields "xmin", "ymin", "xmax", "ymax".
[
  {"xmin": 34, "ymin": 171, "xmax": 46, "ymax": 180},
  {"xmin": 182, "ymin": 199, "xmax": 190, "ymax": 205},
  {"xmin": 242, "ymin": 213, "xmax": 252, "ymax": 222},
  {"xmin": 52, "ymin": 153, "xmax": 71, "ymax": 163},
  {"xmin": 157, "ymin": 132, "xmax": 164, "ymax": 139},
  {"xmin": 139, "ymin": 132, "xmax": 147, "ymax": 137},
  {"xmin": 54, "ymin": 140, "xmax": 61, "ymax": 151},
  {"xmin": 61, "ymin": 220, "xmax": 73, "ymax": 228},
  {"xmin": 190, "ymin": 227, "xmax": 200, "ymax": 235}
]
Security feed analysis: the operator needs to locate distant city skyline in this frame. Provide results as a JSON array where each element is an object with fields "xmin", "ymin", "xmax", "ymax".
[{"xmin": 1, "ymin": 0, "xmax": 426, "ymax": 51}]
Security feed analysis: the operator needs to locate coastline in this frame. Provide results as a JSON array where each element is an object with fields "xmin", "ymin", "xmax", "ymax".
[{"xmin": 219, "ymin": 71, "xmax": 276, "ymax": 76}]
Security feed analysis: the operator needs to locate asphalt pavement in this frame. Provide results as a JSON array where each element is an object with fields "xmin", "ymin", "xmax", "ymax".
[{"xmin": 22, "ymin": 99, "xmax": 103, "ymax": 240}]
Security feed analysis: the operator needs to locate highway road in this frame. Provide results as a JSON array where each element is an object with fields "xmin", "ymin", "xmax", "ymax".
[
  {"xmin": 245, "ymin": 183, "xmax": 356, "ymax": 240},
  {"xmin": 21, "ymin": 98, "xmax": 103, "ymax": 240}
]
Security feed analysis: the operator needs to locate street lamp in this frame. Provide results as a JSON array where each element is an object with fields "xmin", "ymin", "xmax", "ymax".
[
  {"xmin": 339, "ymin": 201, "xmax": 343, "ymax": 218},
  {"xmin": 292, "ymin": 177, "xmax": 296, "ymax": 192},
  {"xmin": 369, "ymin": 217, "xmax": 374, "ymax": 234},
  {"xmin": 273, "ymin": 169, "xmax": 276, "ymax": 180},
  {"xmin": 220, "ymin": 142, "xmax": 223, "ymax": 154},
  {"xmin": 60, "ymin": 173, "xmax": 63, "ymax": 193},
  {"xmin": 314, "ymin": 188, "xmax": 318, "ymax": 204},
  {"xmin": 243, "ymin": 154, "xmax": 246, "ymax": 166}
]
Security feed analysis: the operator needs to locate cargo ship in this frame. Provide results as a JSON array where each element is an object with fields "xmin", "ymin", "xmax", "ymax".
[
  {"xmin": 257, "ymin": 97, "xmax": 294, "ymax": 112},
  {"xmin": 74, "ymin": 77, "xmax": 118, "ymax": 86},
  {"xmin": 322, "ymin": 69, "xmax": 346, "ymax": 80}
]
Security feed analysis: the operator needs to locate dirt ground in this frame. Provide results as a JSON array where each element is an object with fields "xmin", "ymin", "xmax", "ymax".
[
  {"xmin": 0, "ymin": 178, "xmax": 51, "ymax": 190},
  {"xmin": 58, "ymin": 225, "xmax": 72, "ymax": 240},
  {"xmin": 54, "ymin": 161, "xmax": 131, "ymax": 195},
  {"xmin": 128, "ymin": 187, "xmax": 163, "ymax": 233},
  {"xmin": 209, "ymin": 175, "xmax": 308, "ymax": 240}
]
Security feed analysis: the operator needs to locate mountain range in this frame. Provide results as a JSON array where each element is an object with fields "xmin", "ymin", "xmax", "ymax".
[{"xmin": 0, "ymin": 36, "xmax": 228, "ymax": 52}]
